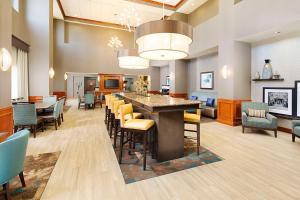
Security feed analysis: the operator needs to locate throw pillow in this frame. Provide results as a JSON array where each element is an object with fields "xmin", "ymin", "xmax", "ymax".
[
  {"xmin": 206, "ymin": 98, "xmax": 215, "ymax": 107},
  {"xmin": 248, "ymin": 108, "xmax": 266, "ymax": 118}
]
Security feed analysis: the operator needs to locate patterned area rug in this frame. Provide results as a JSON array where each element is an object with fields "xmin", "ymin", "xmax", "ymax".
[
  {"xmin": 114, "ymin": 139, "xmax": 222, "ymax": 184},
  {"xmin": 1, "ymin": 152, "xmax": 60, "ymax": 200}
]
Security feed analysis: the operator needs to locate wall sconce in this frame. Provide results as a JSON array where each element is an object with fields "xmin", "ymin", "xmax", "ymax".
[
  {"xmin": 222, "ymin": 65, "xmax": 229, "ymax": 79},
  {"xmin": 49, "ymin": 67, "xmax": 55, "ymax": 79},
  {"xmin": 0, "ymin": 48, "xmax": 12, "ymax": 71},
  {"xmin": 64, "ymin": 73, "xmax": 68, "ymax": 80},
  {"xmin": 97, "ymin": 75, "xmax": 100, "ymax": 82}
]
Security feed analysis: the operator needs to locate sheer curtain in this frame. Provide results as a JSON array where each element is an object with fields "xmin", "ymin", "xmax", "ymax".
[{"xmin": 11, "ymin": 47, "xmax": 29, "ymax": 100}]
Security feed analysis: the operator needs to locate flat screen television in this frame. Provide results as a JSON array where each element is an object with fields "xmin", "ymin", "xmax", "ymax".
[{"xmin": 104, "ymin": 79, "xmax": 119, "ymax": 89}]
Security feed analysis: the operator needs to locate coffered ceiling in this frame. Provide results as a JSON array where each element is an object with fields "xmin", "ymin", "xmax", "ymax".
[{"xmin": 53, "ymin": 0, "xmax": 208, "ymax": 27}]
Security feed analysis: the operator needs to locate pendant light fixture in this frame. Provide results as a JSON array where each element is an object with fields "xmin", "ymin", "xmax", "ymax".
[
  {"xmin": 49, "ymin": 67, "xmax": 55, "ymax": 79},
  {"xmin": 135, "ymin": 1, "xmax": 193, "ymax": 60},
  {"xmin": 117, "ymin": 7, "xmax": 149, "ymax": 69},
  {"xmin": 118, "ymin": 49, "xmax": 149, "ymax": 69}
]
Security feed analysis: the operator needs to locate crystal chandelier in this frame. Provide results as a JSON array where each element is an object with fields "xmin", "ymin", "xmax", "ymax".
[{"xmin": 108, "ymin": 36, "xmax": 123, "ymax": 50}]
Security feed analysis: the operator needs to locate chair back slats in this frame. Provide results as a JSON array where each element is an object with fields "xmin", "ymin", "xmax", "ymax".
[
  {"xmin": 0, "ymin": 130, "xmax": 29, "ymax": 184},
  {"xmin": 13, "ymin": 103, "xmax": 38, "ymax": 126}
]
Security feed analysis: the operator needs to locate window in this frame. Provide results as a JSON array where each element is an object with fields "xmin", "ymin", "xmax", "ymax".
[{"xmin": 12, "ymin": 0, "xmax": 19, "ymax": 12}]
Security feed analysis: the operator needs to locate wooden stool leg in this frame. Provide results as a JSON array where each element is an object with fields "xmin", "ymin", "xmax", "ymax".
[
  {"xmin": 3, "ymin": 182, "xmax": 10, "ymax": 200},
  {"xmin": 118, "ymin": 129, "xmax": 125, "ymax": 164},
  {"xmin": 197, "ymin": 123, "xmax": 200, "ymax": 155},
  {"xmin": 143, "ymin": 133, "xmax": 147, "ymax": 170},
  {"xmin": 113, "ymin": 119, "xmax": 119, "ymax": 148},
  {"xmin": 292, "ymin": 133, "xmax": 296, "ymax": 142},
  {"xmin": 19, "ymin": 171, "xmax": 26, "ymax": 187},
  {"xmin": 109, "ymin": 114, "xmax": 114, "ymax": 138}
]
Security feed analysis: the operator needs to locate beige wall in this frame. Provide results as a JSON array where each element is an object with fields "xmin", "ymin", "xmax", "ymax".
[
  {"xmin": 169, "ymin": 60, "xmax": 188, "ymax": 94},
  {"xmin": 188, "ymin": 0, "xmax": 219, "ymax": 27},
  {"xmin": 0, "ymin": 0, "xmax": 12, "ymax": 107},
  {"xmin": 26, "ymin": 0, "xmax": 53, "ymax": 96},
  {"xmin": 12, "ymin": 0, "xmax": 29, "ymax": 43},
  {"xmin": 53, "ymin": 20, "xmax": 151, "ymax": 92}
]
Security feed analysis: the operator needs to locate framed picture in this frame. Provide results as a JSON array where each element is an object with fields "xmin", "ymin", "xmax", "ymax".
[
  {"xmin": 263, "ymin": 87, "xmax": 294, "ymax": 116},
  {"xmin": 200, "ymin": 71, "xmax": 214, "ymax": 89},
  {"xmin": 296, "ymin": 81, "xmax": 300, "ymax": 117}
]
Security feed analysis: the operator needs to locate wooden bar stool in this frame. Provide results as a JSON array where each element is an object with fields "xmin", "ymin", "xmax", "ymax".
[
  {"xmin": 112, "ymin": 101, "xmax": 144, "ymax": 147},
  {"xmin": 118, "ymin": 104, "xmax": 155, "ymax": 170},
  {"xmin": 107, "ymin": 97, "xmax": 119, "ymax": 134},
  {"xmin": 104, "ymin": 94, "xmax": 113, "ymax": 126},
  {"xmin": 106, "ymin": 95, "xmax": 117, "ymax": 131},
  {"xmin": 184, "ymin": 109, "xmax": 201, "ymax": 155}
]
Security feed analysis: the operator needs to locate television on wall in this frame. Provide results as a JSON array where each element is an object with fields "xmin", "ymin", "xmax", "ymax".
[{"xmin": 104, "ymin": 79, "xmax": 119, "ymax": 89}]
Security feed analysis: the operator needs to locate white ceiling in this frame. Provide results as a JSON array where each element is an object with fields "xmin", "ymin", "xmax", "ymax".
[{"xmin": 53, "ymin": 0, "xmax": 208, "ymax": 26}]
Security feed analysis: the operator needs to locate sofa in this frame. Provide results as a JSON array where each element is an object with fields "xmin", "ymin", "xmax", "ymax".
[
  {"xmin": 241, "ymin": 102, "xmax": 278, "ymax": 137},
  {"xmin": 189, "ymin": 91, "xmax": 218, "ymax": 119},
  {"xmin": 292, "ymin": 120, "xmax": 300, "ymax": 142}
]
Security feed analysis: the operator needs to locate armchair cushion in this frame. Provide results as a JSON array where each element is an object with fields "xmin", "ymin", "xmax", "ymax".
[
  {"xmin": 248, "ymin": 109, "xmax": 266, "ymax": 118},
  {"xmin": 292, "ymin": 120, "xmax": 300, "ymax": 129}
]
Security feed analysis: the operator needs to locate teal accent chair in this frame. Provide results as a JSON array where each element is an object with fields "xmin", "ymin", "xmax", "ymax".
[
  {"xmin": 0, "ymin": 130, "xmax": 29, "ymax": 200},
  {"xmin": 242, "ymin": 102, "xmax": 278, "ymax": 137},
  {"xmin": 43, "ymin": 96, "xmax": 57, "ymax": 104},
  {"xmin": 292, "ymin": 120, "xmax": 300, "ymax": 142},
  {"xmin": 41, "ymin": 101, "xmax": 61, "ymax": 130},
  {"xmin": 84, "ymin": 93, "xmax": 95, "ymax": 109},
  {"xmin": 13, "ymin": 102, "xmax": 44, "ymax": 138}
]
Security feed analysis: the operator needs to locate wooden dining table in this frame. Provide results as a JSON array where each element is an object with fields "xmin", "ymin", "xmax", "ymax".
[{"xmin": 35, "ymin": 102, "xmax": 55, "ymax": 110}]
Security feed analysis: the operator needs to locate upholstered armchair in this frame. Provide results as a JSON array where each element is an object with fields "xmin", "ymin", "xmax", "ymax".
[
  {"xmin": 84, "ymin": 93, "xmax": 95, "ymax": 109},
  {"xmin": 292, "ymin": 120, "xmax": 300, "ymax": 142},
  {"xmin": 241, "ymin": 102, "xmax": 278, "ymax": 137},
  {"xmin": 0, "ymin": 130, "xmax": 29, "ymax": 200}
]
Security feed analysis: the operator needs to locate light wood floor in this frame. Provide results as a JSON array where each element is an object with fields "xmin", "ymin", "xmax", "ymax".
[{"xmin": 27, "ymin": 99, "xmax": 300, "ymax": 200}]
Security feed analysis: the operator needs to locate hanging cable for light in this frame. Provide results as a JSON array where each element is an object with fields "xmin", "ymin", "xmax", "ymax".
[
  {"xmin": 135, "ymin": 1, "xmax": 193, "ymax": 60},
  {"xmin": 117, "ymin": 7, "xmax": 149, "ymax": 69}
]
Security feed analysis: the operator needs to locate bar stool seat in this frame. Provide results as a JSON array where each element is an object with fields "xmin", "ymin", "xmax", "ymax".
[
  {"xmin": 184, "ymin": 113, "xmax": 200, "ymax": 123},
  {"xmin": 123, "ymin": 119, "xmax": 155, "ymax": 130}
]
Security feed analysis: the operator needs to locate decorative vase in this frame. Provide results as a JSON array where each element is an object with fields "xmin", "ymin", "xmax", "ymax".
[
  {"xmin": 262, "ymin": 59, "xmax": 273, "ymax": 79},
  {"xmin": 255, "ymin": 72, "xmax": 260, "ymax": 79}
]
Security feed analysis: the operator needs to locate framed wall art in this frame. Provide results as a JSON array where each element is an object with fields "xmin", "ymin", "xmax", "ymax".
[
  {"xmin": 295, "ymin": 81, "xmax": 300, "ymax": 117},
  {"xmin": 200, "ymin": 71, "xmax": 214, "ymax": 89},
  {"xmin": 263, "ymin": 87, "xmax": 294, "ymax": 116}
]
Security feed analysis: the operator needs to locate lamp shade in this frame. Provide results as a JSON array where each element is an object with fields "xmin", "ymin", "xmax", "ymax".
[
  {"xmin": 118, "ymin": 49, "xmax": 149, "ymax": 69},
  {"xmin": 0, "ymin": 48, "xmax": 12, "ymax": 71},
  {"xmin": 135, "ymin": 20, "xmax": 193, "ymax": 60}
]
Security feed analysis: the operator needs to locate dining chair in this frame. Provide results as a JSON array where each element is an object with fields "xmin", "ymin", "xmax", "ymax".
[
  {"xmin": 13, "ymin": 102, "xmax": 44, "ymax": 138},
  {"xmin": 58, "ymin": 98, "xmax": 65, "ymax": 123},
  {"xmin": 118, "ymin": 103, "xmax": 155, "ymax": 170},
  {"xmin": 78, "ymin": 95, "xmax": 85, "ymax": 109},
  {"xmin": 43, "ymin": 96, "xmax": 57, "ymax": 114},
  {"xmin": 84, "ymin": 93, "xmax": 95, "ymax": 109},
  {"xmin": 0, "ymin": 130, "xmax": 29, "ymax": 200},
  {"xmin": 41, "ymin": 101, "xmax": 61, "ymax": 130},
  {"xmin": 104, "ymin": 94, "xmax": 114, "ymax": 127},
  {"xmin": 184, "ymin": 109, "xmax": 201, "ymax": 155}
]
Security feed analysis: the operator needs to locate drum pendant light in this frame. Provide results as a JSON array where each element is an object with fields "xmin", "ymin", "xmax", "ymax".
[
  {"xmin": 135, "ymin": 1, "xmax": 193, "ymax": 61},
  {"xmin": 118, "ymin": 49, "xmax": 149, "ymax": 69}
]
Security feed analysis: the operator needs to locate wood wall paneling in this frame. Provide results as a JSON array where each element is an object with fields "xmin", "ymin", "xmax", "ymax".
[
  {"xmin": 29, "ymin": 96, "xmax": 43, "ymax": 102},
  {"xmin": 99, "ymin": 74, "xmax": 124, "ymax": 93},
  {"xmin": 217, "ymin": 99, "xmax": 251, "ymax": 126},
  {"xmin": 169, "ymin": 93, "xmax": 188, "ymax": 99},
  {"xmin": 0, "ymin": 107, "xmax": 13, "ymax": 142}
]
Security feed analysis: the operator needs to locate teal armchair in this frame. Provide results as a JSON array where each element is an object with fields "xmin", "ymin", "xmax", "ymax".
[
  {"xmin": 0, "ymin": 130, "xmax": 29, "ymax": 199},
  {"xmin": 84, "ymin": 93, "xmax": 95, "ymax": 109},
  {"xmin": 242, "ymin": 102, "xmax": 278, "ymax": 137},
  {"xmin": 59, "ymin": 98, "xmax": 65, "ymax": 123},
  {"xmin": 292, "ymin": 120, "xmax": 300, "ymax": 142},
  {"xmin": 13, "ymin": 102, "xmax": 44, "ymax": 138}
]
